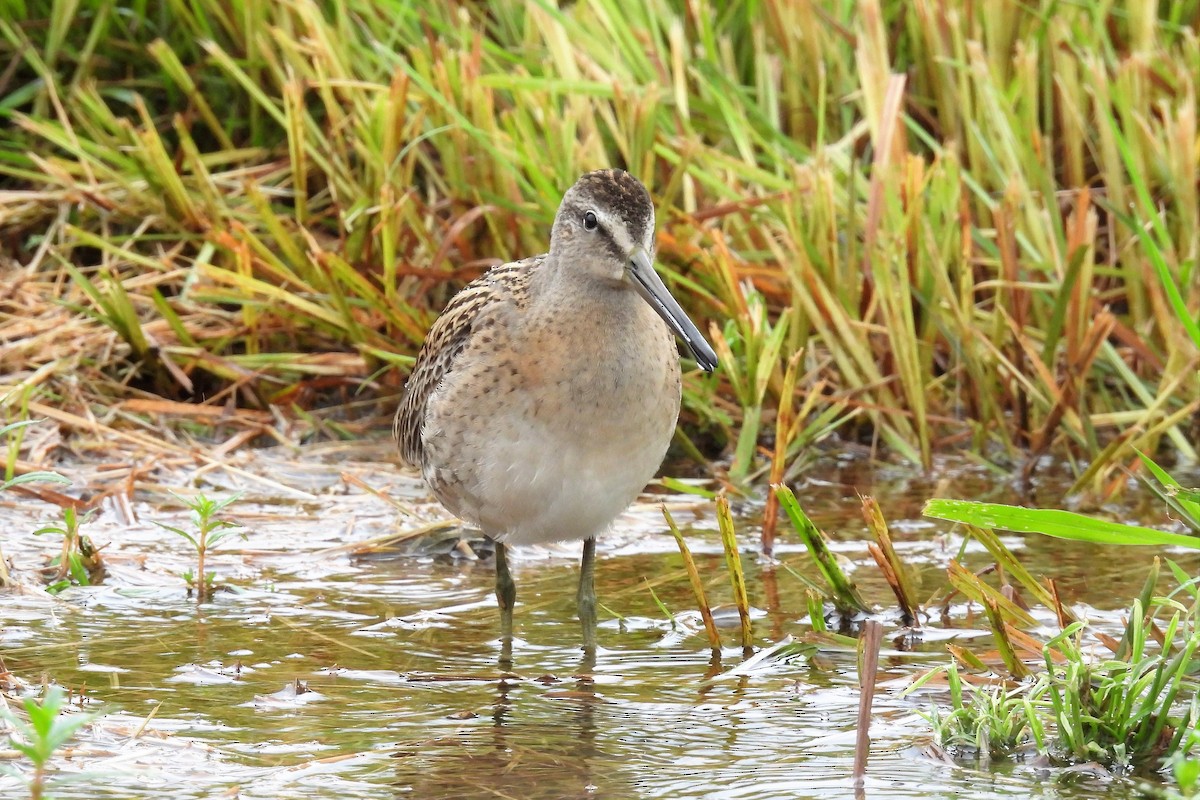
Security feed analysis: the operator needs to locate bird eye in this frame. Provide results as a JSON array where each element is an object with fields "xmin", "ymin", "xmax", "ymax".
[{"xmin": 583, "ymin": 210, "xmax": 598, "ymax": 231}]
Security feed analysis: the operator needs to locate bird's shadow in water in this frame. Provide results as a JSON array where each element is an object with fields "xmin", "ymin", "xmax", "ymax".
[{"xmin": 390, "ymin": 649, "xmax": 623, "ymax": 800}]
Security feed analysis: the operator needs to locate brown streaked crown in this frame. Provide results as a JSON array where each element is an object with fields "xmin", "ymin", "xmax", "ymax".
[{"xmin": 568, "ymin": 169, "xmax": 654, "ymax": 248}]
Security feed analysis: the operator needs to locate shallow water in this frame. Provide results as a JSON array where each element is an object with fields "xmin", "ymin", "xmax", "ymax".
[{"xmin": 0, "ymin": 442, "xmax": 1194, "ymax": 799}]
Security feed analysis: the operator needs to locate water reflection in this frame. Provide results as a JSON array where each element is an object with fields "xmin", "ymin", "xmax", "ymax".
[
  {"xmin": 0, "ymin": 446, "xmax": 1187, "ymax": 800},
  {"xmin": 390, "ymin": 650, "xmax": 623, "ymax": 799}
]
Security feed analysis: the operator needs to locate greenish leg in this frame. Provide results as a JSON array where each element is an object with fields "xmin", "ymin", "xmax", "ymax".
[
  {"xmin": 495, "ymin": 541, "xmax": 515, "ymax": 644},
  {"xmin": 578, "ymin": 537, "xmax": 598, "ymax": 652}
]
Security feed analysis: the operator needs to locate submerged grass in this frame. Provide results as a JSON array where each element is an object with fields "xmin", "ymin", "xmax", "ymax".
[
  {"xmin": 0, "ymin": 1, "xmax": 1196, "ymax": 490},
  {"xmin": 662, "ymin": 504, "xmax": 722, "ymax": 650},
  {"xmin": 916, "ymin": 593, "xmax": 1200, "ymax": 776},
  {"xmin": 906, "ymin": 451, "xmax": 1200, "ymax": 783}
]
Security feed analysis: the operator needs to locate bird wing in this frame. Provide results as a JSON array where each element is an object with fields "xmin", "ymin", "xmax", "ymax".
[{"xmin": 394, "ymin": 256, "xmax": 542, "ymax": 467}]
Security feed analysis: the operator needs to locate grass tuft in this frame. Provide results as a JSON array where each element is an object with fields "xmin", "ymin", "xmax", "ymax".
[{"xmin": 0, "ymin": 1, "xmax": 1197, "ymax": 486}]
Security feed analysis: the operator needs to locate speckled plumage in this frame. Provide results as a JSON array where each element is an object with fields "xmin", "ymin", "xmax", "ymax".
[
  {"xmin": 393, "ymin": 169, "xmax": 717, "ymax": 649},
  {"xmin": 394, "ymin": 258, "xmax": 537, "ymax": 469}
]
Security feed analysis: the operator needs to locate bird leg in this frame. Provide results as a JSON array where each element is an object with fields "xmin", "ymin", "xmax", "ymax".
[
  {"xmin": 578, "ymin": 536, "xmax": 598, "ymax": 652},
  {"xmin": 495, "ymin": 541, "xmax": 516, "ymax": 646}
]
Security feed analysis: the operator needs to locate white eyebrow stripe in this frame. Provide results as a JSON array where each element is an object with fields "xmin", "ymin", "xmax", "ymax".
[{"xmin": 599, "ymin": 210, "xmax": 635, "ymax": 254}]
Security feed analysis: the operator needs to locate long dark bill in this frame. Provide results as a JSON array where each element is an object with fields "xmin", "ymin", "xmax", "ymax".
[{"xmin": 628, "ymin": 248, "xmax": 719, "ymax": 373}]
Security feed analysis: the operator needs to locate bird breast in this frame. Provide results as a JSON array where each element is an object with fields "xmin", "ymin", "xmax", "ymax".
[{"xmin": 420, "ymin": 286, "xmax": 683, "ymax": 546}]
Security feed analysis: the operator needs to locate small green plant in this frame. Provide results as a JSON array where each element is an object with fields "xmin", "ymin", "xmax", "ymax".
[
  {"xmin": 33, "ymin": 506, "xmax": 102, "ymax": 594},
  {"xmin": 0, "ymin": 685, "xmax": 94, "ymax": 800},
  {"xmin": 156, "ymin": 492, "xmax": 245, "ymax": 599},
  {"xmin": 922, "ymin": 460, "xmax": 1200, "ymax": 776},
  {"xmin": 1043, "ymin": 610, "xmax": 1200, "ymax": 769},
  {"xmin": 3, "ymin": 420, "xmax": 95, "ymax": 594},
  {"xmin": 912, "ymin": 586, "xmax": 1200, "ymax": 779},
  {"xmin": 917, "ymin": 661, "xmax": 1044, "ymax": 760}
]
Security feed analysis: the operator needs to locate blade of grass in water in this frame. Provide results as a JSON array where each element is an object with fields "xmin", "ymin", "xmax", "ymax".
[
  {"xmin": 662, "ymin": 505, "xmax": 721, "ymax": 651},
  {"xmin": 924, "ymin": 499, "xmax": 1200, "ymax": 551},
  {"xmin": 965, "ymin": 525, "xmax": 1075, "ymax": 624},
  {"xmin": 862, "ymin": 496, "xmax": 919, "ymax": 624},
  {"xmin": 775, "ymin": 484, "xmax": 869, "ymax": 614},
  {"xmin": 716, "ymin": 496, "xmax": 753, "ymax": 651}
]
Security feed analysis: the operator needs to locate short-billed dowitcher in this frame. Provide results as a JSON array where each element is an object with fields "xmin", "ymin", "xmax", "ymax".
[{"xmin": 395, "ymin": 169, "xmax": 717, "ymax": 651}]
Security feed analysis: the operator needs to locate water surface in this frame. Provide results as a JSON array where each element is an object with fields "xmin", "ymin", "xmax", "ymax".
[{"xmin": 0, "ymin": 442, "xmax": 1190, "ymax": 799}]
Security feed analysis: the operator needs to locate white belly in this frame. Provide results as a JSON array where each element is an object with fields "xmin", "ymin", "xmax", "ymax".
[{"xmin": 472, "ymin": 410, "xmax": 674, "ymax": 545}]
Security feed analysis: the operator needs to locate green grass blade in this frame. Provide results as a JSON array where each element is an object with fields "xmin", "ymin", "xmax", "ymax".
[{"xmin": 924, "ymin": 499, "xmax": 1200, "ymax": 550}]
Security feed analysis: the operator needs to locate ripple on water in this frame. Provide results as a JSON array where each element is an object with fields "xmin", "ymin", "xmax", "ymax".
[{"xmin": 0, "ymin": 445, "xmax": 1187, "ymax": 799}]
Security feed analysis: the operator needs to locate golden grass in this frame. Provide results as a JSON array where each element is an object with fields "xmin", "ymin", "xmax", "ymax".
[{"xmin": 1, "ymin": 0, "xmax": 1197, "ymax": 491}]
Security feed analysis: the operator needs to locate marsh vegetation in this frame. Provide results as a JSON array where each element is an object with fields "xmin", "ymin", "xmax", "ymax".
[{"xmin": 1, "ymin": 1, "xmax": 1199, "ymax": 798}]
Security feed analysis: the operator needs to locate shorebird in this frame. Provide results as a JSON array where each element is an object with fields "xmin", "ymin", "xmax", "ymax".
[{"xmin": 394, "ymin": 169, "xmax": 718, "ymax": 651}]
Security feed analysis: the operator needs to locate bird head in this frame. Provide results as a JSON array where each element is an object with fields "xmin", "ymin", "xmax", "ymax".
[{"xmin": 550, "ymin": 169, "xmax": 718, "ymax": 373}]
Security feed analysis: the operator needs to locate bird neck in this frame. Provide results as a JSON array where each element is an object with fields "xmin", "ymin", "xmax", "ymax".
[
  {"xmin": 542, "ymin": 279, "xmax": 645, "ymax": 343},
  {"xmin": 534, "ymin": 256, "xmax": 627, "ymax": 305}
]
